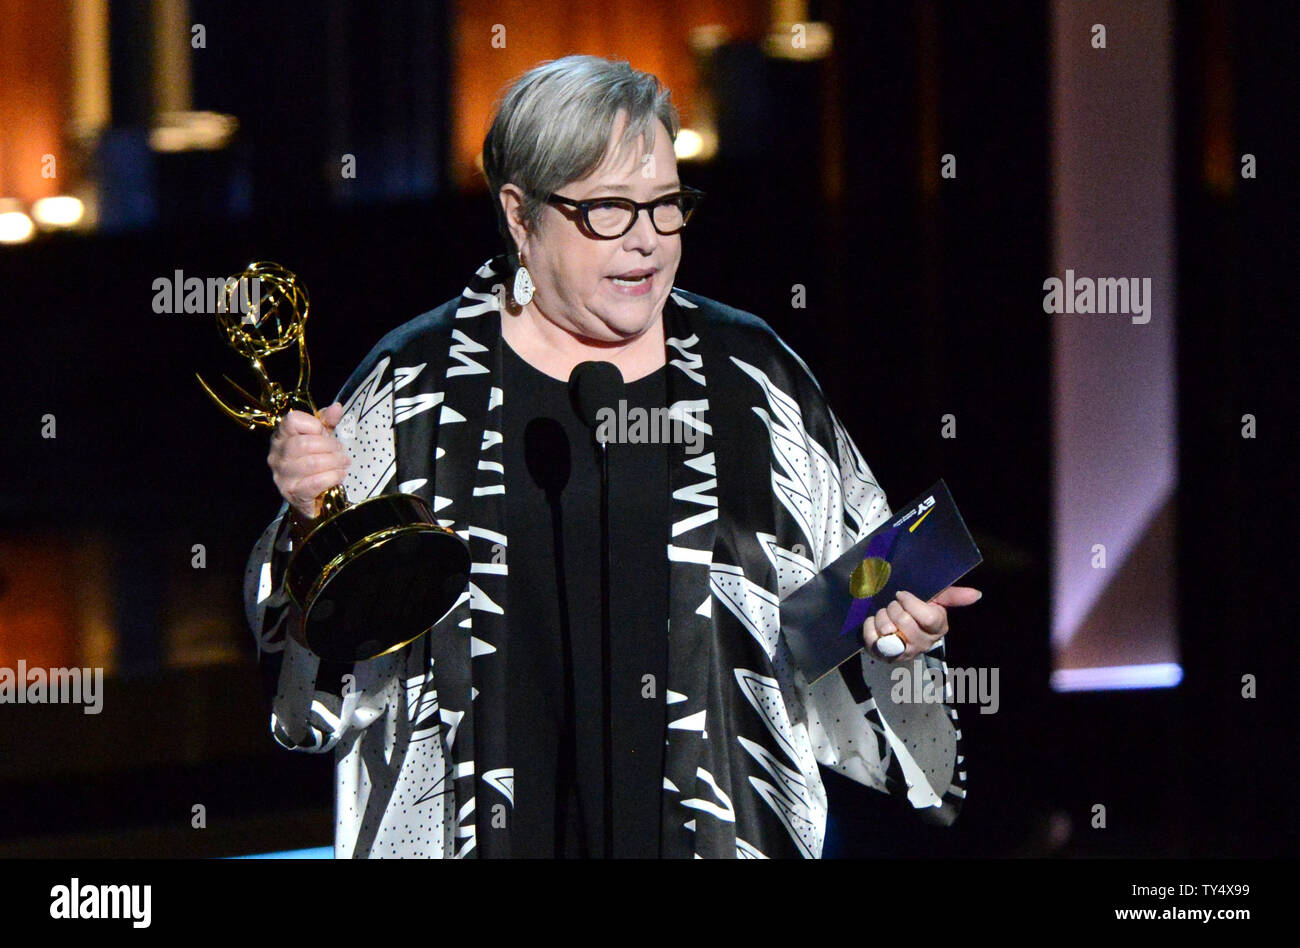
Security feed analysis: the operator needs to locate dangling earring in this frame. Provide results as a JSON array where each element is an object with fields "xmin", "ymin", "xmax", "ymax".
[{"xmin": 512, "ymin": 253, "xmax": 535, "ymax": 307}]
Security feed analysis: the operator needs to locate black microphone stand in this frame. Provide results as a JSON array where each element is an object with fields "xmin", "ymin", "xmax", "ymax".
[
  {"xmin": 596, "ymin": 428, "xmax": 613, "ymax": 860},
  {"xmin": 569, "ymin": 361, "xmax": 623, "ymax": 859}
]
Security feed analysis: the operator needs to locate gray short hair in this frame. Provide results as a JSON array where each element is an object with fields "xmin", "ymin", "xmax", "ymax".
[{"xmin": 482, "ymin": 55, "xmax": 681, "ymax": 264}]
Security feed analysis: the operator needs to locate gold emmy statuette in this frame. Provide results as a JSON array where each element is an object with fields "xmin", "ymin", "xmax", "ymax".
[{"xmin": 197, "ymin": 262, "xmax": 470, "ymax": 662}]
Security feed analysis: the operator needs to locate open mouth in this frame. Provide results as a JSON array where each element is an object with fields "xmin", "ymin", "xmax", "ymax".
[{"xmin": 609, "ymin": 268, "xmax": 655, "ymax": 287}]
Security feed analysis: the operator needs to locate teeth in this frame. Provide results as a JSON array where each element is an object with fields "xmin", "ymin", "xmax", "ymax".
[{"xmin": 612, "ymin": 274, "xmax": 648, "ymax": 285}]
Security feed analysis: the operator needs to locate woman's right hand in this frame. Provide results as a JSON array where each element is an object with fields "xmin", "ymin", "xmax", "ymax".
[{"xmin": 268, "ymin": 401, "xmax": 351, "ymax": 521}]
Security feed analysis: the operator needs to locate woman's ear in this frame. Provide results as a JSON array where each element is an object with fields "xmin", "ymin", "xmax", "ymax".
[{"xmin": 498, "ymin": 184, "xmax": 529, "ymax": 258}]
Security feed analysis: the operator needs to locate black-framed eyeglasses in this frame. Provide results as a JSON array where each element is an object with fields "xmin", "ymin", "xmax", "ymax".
[{"xmin": 544, "ymin": 186, "xmax": 705, "ymax": 239}]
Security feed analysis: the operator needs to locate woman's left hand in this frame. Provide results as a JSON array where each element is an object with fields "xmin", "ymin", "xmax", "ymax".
[{"xmin": 862, "ymin": 586, "xmax": 982, "ymax": 662}]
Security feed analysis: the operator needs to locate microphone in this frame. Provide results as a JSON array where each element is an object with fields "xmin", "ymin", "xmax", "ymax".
[
  {"xmin": 568, "ymin": 360, "xmax": 624, "ymax": 439},
  {"xmin": 566, "ymin": 360, "xmax": 624, "ymax": 858}
]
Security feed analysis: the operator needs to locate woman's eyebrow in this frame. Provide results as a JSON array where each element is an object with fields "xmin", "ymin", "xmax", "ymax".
[{"xmin": 592, "ymin": 181, "xmax": 682, "ymax": 195}]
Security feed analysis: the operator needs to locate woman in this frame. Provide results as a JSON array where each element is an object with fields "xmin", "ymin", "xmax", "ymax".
[{"xmin": 247, "ymin": 55, "xmax": 981, "ymax": 858}]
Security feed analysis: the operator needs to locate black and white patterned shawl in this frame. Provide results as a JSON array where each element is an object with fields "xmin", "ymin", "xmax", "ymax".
[{"xmin": 244, "ymin": 253, "xmax": 966, "ymax": 858}]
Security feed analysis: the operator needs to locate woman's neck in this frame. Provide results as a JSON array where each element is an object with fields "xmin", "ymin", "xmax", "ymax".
[{"xmin": 500, "ymin": 303, "xmax": 667, "ymax": 383}]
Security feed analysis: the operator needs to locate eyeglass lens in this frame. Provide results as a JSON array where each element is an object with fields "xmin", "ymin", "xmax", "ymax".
[{"xmin": 587, "ymin": 195, "xmax": 695, "ymax": 237}]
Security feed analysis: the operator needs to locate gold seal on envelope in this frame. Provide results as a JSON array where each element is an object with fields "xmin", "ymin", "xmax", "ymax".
[{"xmin": 849, "ymin": 556, "xmax": 892, "ymax": 599}]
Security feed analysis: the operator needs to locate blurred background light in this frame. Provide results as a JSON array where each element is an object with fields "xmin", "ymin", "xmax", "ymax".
[
  {"xmin": 31, "ymin": 195, "xmax": 85, "ymax": 228},
  {"xmin": 1051, "ymin": 663, "xmax": 1184, "ymax": 692},
  {"xmin": 149, "ymin": 110, "xmax": 238, "ymax": 153},
  {"xmin": 0, "ymin": 204, "xmax": 35, "ymax": 244}
]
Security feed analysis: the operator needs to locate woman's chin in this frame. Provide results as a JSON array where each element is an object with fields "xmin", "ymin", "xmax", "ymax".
[{"xmin": 583, "ymin": 309, "xmax": 658, "ymax": 343}]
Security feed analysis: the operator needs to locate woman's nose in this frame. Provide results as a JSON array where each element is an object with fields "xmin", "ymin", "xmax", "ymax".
[{"xmin": 623, "ymin": 205, "xmax": 659, "ymax": 248}]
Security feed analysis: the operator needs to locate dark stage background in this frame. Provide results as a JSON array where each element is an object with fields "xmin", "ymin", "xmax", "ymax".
[{"xmin": 0, "ymin": 0, "xmax": 1294, "ymax": 860}]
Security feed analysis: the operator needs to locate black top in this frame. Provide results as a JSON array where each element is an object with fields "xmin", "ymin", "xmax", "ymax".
[{"xmin": 501, "ymin": 339, "xmax": 670, "ymax": 857}]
